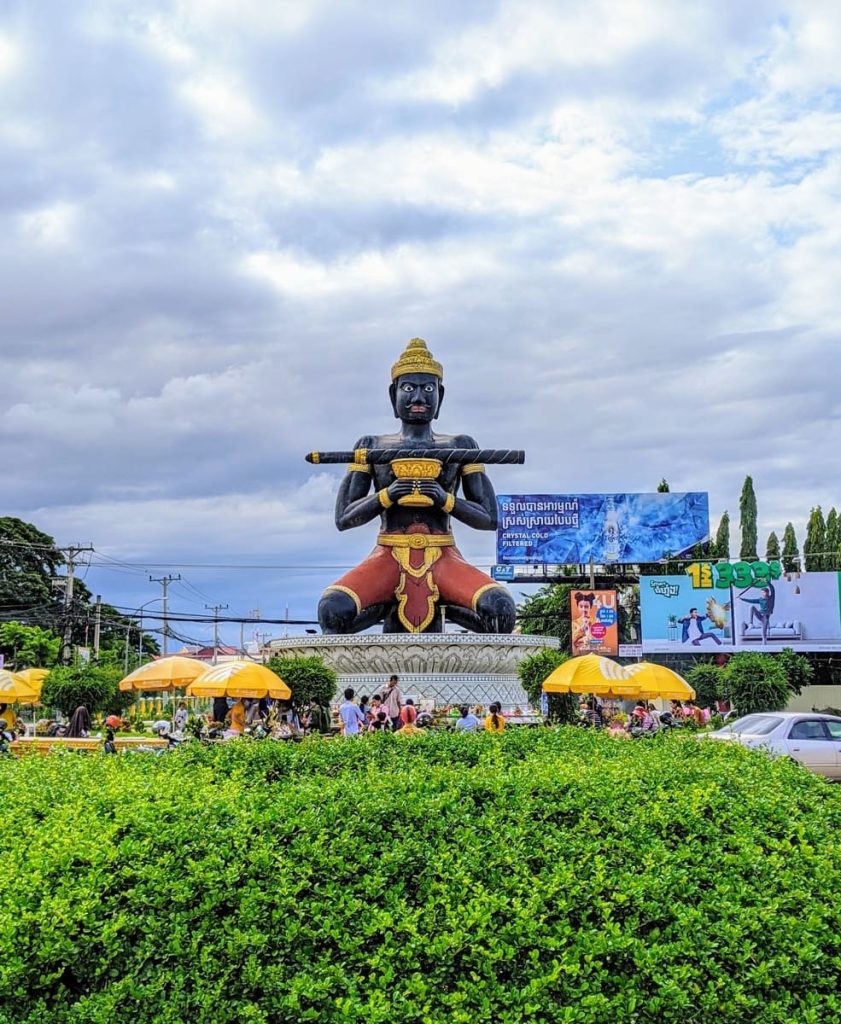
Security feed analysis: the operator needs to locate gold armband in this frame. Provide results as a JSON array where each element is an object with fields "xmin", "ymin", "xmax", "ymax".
[
  {"xmin": 378, "ymin": 489, "xmax": 394, "ymax": 509},
  {"xmin": 461, "ymin": 463, "xmax": 485, "ymax": 475},
  {"xmin": 442, "ymin": 493, "xmax": 456, "ymax": 513},
  {"xmin": 347, "ymin": 464, "xmax": 371, "ymax": 473}
]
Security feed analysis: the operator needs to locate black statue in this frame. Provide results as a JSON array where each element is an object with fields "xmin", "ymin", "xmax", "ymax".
[{"xmin": 313, "ymin": 339, "xmax": 520, "ymax": 635}]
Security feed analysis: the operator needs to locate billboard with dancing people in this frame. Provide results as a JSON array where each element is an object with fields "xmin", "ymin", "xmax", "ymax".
[
  {"xmin": 496, "ymin": 492, "xmax": 709, "ymax": 565},
  {"xmin": 570, "ymin": 589, "xmax": 619, "ymax": 656},
  {"xmin": 641, "ymin": 560, "xmax": 841, "ymax": 653},
  {"xmin": 640, "ymin": 573, "xmax": 735, "ymax": 654}
]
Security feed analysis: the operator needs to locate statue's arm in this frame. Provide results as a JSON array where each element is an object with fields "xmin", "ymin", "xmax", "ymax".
[
  {"xmin": 334, "ymin": 437, "xmax": 417, "ymax": 530},
  {"xmin": 334, "ymin": 437, "xmax": 379, "ymax": 530},
  {"xmin": 453, "ymin": 466, "xmax": 499, "ymax": 531}
]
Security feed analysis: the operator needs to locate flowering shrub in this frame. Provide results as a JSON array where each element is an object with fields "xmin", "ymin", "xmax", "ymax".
[{"xmin": 1, "ymin": 729, "xmax": 839, "ymax": 1023}]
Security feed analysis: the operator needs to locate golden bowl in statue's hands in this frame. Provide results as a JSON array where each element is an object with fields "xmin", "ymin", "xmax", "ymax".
[{"xmin": 390, "ymin": 457, "xmax": 442, "ymax": 507}]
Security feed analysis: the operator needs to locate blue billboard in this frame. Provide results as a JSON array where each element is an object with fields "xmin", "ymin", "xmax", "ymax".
[
  {"xmin": 496, "ymin": 492, "xmax": 709, "ymax": 565},
  {"xmin": 640, "ymin": 574, "xmax": 734, "ymax": 653}
]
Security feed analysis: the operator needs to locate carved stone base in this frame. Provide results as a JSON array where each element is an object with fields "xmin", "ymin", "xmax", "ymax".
[{"xmin": 265, "ymin": 633, "xmax": 560, "ymax": 709}]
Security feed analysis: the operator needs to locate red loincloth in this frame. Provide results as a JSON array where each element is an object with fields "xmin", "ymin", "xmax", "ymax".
[{"xmin": 325, "ymin": 524, "xmax": 505, "ymax": 632}]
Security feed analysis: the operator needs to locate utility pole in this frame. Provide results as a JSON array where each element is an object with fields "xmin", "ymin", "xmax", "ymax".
[
  {"xmin": 244, "ymin": 609, "xmax": 260, "ymax": 658},
  {"xmin": 60, "ymin": 544, "xmax": 94, "ymax": 664},
  {"xmin": 93, "ymin": 595, "xmax": 102, "ymax": 661},
  {"xmin": 254, "ymin": 630, "xmax": 272, "ymax": 663},
  {"xmin": 206, "ymin": 604, "xmax": 229, "ymax": 664},
  {"xmin": 150, "ymin": 574, "xmax": 181, "ymax": 657}
]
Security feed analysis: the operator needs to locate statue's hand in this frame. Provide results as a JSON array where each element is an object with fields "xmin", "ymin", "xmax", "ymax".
[
  {"xmin": 416, "ymin": 480, "xmax": 449, "ymax": 506},
  {"xmin": 386, "ymin": 479, "xmax": 417, "ymax": 502}
]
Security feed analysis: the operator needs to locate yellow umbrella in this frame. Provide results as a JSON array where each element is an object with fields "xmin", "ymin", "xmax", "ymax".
[
  {"xmin": 0, "ymin": 669, "xmax": 39, "ymax": 705},
  {"xmin": 624, "ymin": 662, "xmax": 696, "ymax": 701},
  {"xmin": 16, "ymin": 668, "xmax": 49, "ymax": 695},
  {"xmin": 187, "ymin": 661, "xmax": 291, "ymax": 700},
  {"xmin": 542, "ymin": 654, "xmax": 640, "ymax": 697},
  {"xmin": 119, "ymin": 655, "xmax": 208, "ymax": 692}
]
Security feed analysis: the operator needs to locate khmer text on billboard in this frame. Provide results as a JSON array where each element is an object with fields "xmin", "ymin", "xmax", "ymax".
[
  {"xmin": 496, "ymin": 492, "xmax": 709, "ymax": 565},
  {"xmin": 640, "ymin": 567, "xmax": 841, "ymax": 653}
]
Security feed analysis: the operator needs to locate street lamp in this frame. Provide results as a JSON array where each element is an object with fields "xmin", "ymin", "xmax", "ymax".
[{"xmin": 124, "ymin": 598, "xmax": 163, "ymax": 675}]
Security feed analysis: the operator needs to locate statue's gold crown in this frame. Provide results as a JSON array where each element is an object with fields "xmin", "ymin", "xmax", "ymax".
[{"xmin": 391, "ymin": 338, "xmax": 443, "ymax": 381}]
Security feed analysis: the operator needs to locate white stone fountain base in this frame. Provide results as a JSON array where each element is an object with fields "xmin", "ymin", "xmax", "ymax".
[{"xmin": 265, "ymin": 633, "xmax": 560, "ymax": 709}]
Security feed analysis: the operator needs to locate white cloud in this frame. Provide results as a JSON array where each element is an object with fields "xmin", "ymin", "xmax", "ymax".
[
  {"xmin": 3, "ymin": 0, "xmax": 841, "ymax": 633},
  {"xmin": 0, "ymin": 30, "xmax": 21, "ymax": 78},
  {"xmin": 18, "ymin": 201, "xmax": 79, "ymax": 247}
]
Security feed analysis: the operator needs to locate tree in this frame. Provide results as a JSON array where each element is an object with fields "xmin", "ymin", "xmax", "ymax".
[
  {"xmin": 657, "ymin": 479, "xmax": 670, "ymax": 493},
  {"xmin": 517, "ymin": 648, "xmax": 578, "ymax": 724},
  {"xmin": 267, "ymin": 655, "xmax": 337, "ymax": 709},
  {"xmin": 765, "ymin": 531, "xmax": 780, "ymax": 560},
  {"xmin": 776, "ymin": 647, "xmax": 814, "ymax": 696},
  {"xmin": 39, "ymin": 664, "xmax": 131, "ymax": 717},
  {"xmin": 518, "ymin": 584, "xmax": 573, "ymax": 652},
  {"xmin": 0, "ymin": 517, "xmax": 64, "ymax": 624},
  {"xmin": 781, "ymin": 522, "xmax": 799, "ymax": 573},
  {"xmin": 723, "ymin": 652, "xmax": 790, "ymax": 715},
  {"xmin": 616, "ymin": 584, "xmax": 640, "ymax": 644},
  {"xmin": 803, "ymin": 506, "xmax": 826, "ymax": 572},
  {"xmin": 738, "ymin": 477, "xmax": 758, "ymax": 560},
  {"xmin": 712, "ymin": 512, "xmax": 730, "ymax": 560},
  {"xmin": 684, "ymin": 663, "xmax": 723, "ymax": 710},
  {"xmin": 824, "ymin": 508, "xmax": 839, "ymax": 571},
  {"xmin": 0, "ymin": 622, "xmax": 61, "ymax": 668}
]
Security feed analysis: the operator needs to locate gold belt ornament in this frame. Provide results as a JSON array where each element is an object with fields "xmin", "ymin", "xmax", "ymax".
[{"xmin": 377, "ymin": 533, "xmax": 455, "ymax": 549}]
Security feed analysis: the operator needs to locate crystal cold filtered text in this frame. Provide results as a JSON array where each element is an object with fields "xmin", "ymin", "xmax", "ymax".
[{"xmin": 497, "ymin": 492, "xmax": 710, "ymax": 565}]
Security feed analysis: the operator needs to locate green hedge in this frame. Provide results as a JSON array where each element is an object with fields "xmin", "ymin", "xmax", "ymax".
[{"xmin": 1, "ymin": 730, "xmax": 840, "ymax": 1024}]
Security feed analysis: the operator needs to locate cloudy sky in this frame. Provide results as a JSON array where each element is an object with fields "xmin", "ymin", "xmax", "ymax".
[{"xmin": 3, "ymin": 0, "xmax": 841, "ymax": 647}]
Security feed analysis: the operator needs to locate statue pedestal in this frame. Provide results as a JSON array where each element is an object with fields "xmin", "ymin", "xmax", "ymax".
[{"xmin": 265, "ymin": 633, "xmax": 560, "ymax": 709}]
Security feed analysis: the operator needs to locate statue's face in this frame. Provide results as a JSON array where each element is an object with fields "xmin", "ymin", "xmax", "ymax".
[{"xmin": 392, "ymin": 372, "xmax": 442, "ymax": 422}]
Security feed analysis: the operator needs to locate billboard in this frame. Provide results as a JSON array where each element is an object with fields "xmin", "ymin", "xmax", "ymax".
[
  {"xmin": 640, "ymin": 567, "xmax": 841, "ymax": 653},
  {"xmin": 732, "ymin": 572, "xmax": 841, "ymax": 652},
  {"xmin": 570, "ymin": 589, "xmax": 619, "ymax": 656},
  {"xmin": 497, "ymin": 492, "xmax": 709, "ymax": 565},
  {"xmin": 640, "ymin": 574, "xmax": 735, "ymax": 653}
]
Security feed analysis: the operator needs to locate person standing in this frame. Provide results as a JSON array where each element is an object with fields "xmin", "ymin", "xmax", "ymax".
[
  {"xmin": 306, "ymin": 698, "xmax": 332, "ymax": 735},
  {"xmin": 454, "ymin": 704, "xmax": 480, "ymax": 732},
  {"xmin": 382, "ymin": 674, "xmax": 403, "ymax": 732},
  {"xmin": 339, "ymin": 688, "xmax": 366, "ymax": 737},
  {"xmin": 739, "ymin": 584, "xmax": 775, "ymax": 643},
  {"xmin": 173, "ymin": 700, "xmax": 188, "ymax": 734}
]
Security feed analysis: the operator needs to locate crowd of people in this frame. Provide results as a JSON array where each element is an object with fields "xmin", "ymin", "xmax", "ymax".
[
  {"xmin": 336, "ymin": 676, "xmax": 507, "ymax": 736},
  {"xmin": 1, "ymin": 673, "xmax": 717, "ymax": 755},
  {"xmin": 579, "ymin": 695, "xmax": 713, "ymax": 738}
]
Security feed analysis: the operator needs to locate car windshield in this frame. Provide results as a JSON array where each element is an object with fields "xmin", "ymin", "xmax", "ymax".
[{"xmin": 722, "ymin": 714, "xmax": 783, "ymax": 736}]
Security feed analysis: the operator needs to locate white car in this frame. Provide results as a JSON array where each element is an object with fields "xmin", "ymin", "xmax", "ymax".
[{"xmin": 706, "ymin": 712, "xmax": 841, "ymax": 780}]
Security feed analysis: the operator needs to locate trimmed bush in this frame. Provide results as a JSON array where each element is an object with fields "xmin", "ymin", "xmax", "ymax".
[
  {"xmin": 723, "ymin": 652, "xmax": 790, "ymax": 715},
  {"xmin": 517, "ymin": 647, "xmax": 578, "ymax": 724},
  {"xmin": 1, "ymin": 731, "xmax": 840, "ymax": 1023},
  {"xmin": 684, "ymin": 663, "xmax": 723, "ymax": 709},
  {"xmin": 39, "ymin": 664, "xmax": 129, "ymax": 718},
  {"xmin": 776, "ymin": 647, "xmax": 814, "ymax": 695},
  {"xmin": 266, "ymin": 654, "xmax": 337, "ymax": 708}
]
